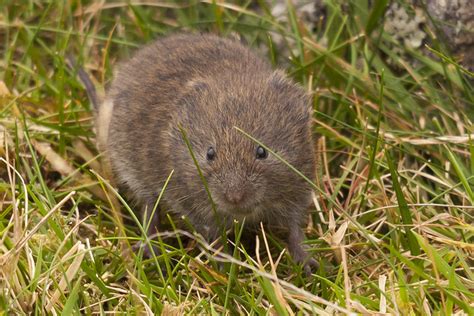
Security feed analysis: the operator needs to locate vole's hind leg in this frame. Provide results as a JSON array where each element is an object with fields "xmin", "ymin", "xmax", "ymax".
[
  {"xmin": 133, "ymin": 202, "xmax": 161, "ymax": 258},
  {"xmin": 287, "ymin": 223, "xmax": 318, "ymax": 276}
]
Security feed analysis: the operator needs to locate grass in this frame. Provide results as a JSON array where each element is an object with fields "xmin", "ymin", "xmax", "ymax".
[{"xmin": 1, "ymin": 0, "xmax": 473, "ymax": 314}]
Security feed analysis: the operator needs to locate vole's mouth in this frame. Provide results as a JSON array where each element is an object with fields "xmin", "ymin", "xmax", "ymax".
[
  {"xmin": 219, "ymin": 202, "xmax": 260, "ymax": 218},
  {"xmin": 231, "ymin": 207, "xmax": 253, "ymax": 215},
  {"xmin": 212, "ymin": 191, "xmax": 263, "ymax": 218}
]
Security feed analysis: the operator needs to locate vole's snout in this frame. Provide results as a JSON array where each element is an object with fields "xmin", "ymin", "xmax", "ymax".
[
  {"xmin": 221, "ymin": 177, "xmax": 252, "ymax": 208},
  {"xmin": 225, "ymin": 189, "xmax": 246, "ymax": 205}
]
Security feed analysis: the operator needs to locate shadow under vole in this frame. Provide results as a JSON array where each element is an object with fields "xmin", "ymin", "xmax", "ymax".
[{"xmin": 84, "ymin": 33, "xmax": 317, "ymax": 274}]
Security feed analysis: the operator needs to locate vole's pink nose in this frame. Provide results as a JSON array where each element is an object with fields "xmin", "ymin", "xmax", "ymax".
[{"xmin": 225, "ymin": 190, "xmax": 245, "ymax": 205}]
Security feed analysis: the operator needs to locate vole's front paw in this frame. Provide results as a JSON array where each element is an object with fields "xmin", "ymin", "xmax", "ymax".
[
  {"xmin": 288, "ymin": 243, "xmax": 318, "ymax": 277},
  {"xmin": 302, "ymin": 256, "xmax": 319, "ymax": 277}
]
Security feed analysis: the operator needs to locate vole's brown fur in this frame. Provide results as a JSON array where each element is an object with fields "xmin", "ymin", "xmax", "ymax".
[{"xmin": 99, "ymin": 33, "xmax": 316, "ymax": 273}]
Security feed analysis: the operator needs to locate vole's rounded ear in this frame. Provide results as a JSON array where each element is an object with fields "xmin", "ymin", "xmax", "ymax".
[
  {"xmin": 179, "ymin": 80, "xmax": 210, "ymax": 113},
  {"xmin": 268, "ymin": 70, "xmax": 290, "ymax": 88}
]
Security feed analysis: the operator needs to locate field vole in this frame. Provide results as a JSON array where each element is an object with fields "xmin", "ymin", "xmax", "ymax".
[{"xmin": 81, "ymin": 33, "xmax": 316, "ymax": 273}]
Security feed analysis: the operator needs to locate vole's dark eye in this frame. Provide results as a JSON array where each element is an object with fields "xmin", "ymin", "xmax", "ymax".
[
  {"xmin": 256, "ymin": 146, "xmax": 268, "ymax": 160},
  {"xmin": 206, "ymin": 147, "xmax": 216, "ymax": 161}
]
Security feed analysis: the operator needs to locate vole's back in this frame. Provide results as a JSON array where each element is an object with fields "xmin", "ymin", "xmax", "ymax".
[{"xmin": 109, "ymin": 34, "xmax": 271, "ymax": 111}]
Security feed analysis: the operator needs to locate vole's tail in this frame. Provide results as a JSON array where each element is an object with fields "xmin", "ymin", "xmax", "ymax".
[{"xmin": 67, "ymin": 55, "xmax": 99, "ymax": 110}]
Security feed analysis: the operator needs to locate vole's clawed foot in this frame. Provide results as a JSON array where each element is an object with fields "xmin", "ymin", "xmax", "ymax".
[
  {"xmin": 303, "ymin": 257, "xmax": 319, "ymax": 277},
  {"xmin": 288, "ymin": 225, "xmax": 317, "ymax": 277},
  {"xmin": 290, "ymin": 244, "xmax": 318, "ymax": 277}
]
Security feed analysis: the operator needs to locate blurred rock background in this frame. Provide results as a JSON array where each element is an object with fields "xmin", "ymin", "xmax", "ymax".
[{"xmin": 271, "ymin": 0, "xmax": 473, "ymax": 71}]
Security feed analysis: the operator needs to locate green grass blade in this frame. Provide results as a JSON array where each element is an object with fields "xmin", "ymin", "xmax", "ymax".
[{"xmin": 385, "ymin": 150, "xmax": 420, "ymax": 258}]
